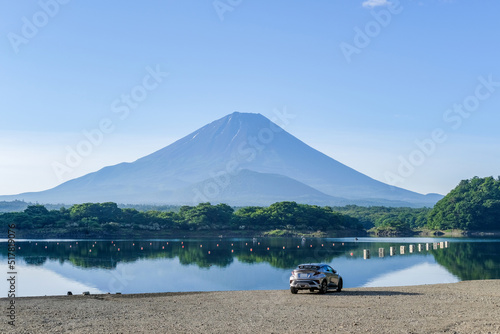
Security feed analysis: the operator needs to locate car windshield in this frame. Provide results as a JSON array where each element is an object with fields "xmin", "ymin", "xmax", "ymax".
[{"xmin": 298, "ymin": 265, "xmax": 320, "ymax": 270}]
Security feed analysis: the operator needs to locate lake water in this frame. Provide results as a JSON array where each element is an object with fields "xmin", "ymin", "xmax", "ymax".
[{"xmin": 2, "ymin": 237, "xmax": 500, "ymax": 297}]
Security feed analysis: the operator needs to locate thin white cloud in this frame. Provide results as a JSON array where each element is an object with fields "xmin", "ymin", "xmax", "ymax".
[{"xmin": 362, "ymin": 0, "xmax": 391, "ymax": 8}]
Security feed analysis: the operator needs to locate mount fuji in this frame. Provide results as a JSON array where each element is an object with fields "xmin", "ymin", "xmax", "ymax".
[{"xmin": 1, "ymin": 112, "xmax": 442, "ymax": 207}]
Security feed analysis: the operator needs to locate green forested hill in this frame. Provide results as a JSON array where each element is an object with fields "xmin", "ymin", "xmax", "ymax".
[
  {"xmin": 428, "ymin": 176, "xmax": 500, "ymax": 231},
  {"xmin": 2, "ymin": 176, "xmax": 500, "ymax": 237},
  {"xmin": 332, "ymin": 205, "xmax": 430, "ymax": 230},
  {"xmin": 0, "ymin": 201, "xmax": 363, "ymax": 237}
]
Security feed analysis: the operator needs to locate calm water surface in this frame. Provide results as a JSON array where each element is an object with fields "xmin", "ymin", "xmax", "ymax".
[{"xmin": 2, "ymin": 237, "xmax": 499, "ymax": 297}]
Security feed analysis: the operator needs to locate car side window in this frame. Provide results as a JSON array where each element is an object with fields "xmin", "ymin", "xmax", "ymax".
[{"xmin": 327, "ymin": 266, "xmax": 335, "ymax": 273}]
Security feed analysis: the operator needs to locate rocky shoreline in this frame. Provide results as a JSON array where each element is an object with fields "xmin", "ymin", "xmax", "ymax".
[{"xmin": 3, "ymin": 280, "xmax": 500, "ymax": 333}]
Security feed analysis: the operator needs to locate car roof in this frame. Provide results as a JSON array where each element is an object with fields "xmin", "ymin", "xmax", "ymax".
[{"xmin": 297, "ymin": 263, "xmax": 331, "ymax": 269}]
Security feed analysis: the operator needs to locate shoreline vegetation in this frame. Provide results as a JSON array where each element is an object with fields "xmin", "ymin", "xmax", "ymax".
[
  {"xmin": 2, "ymin": 176, "xmax": 500, "ymax": 239},
  {"xmin": 4, "ymin": 280, "xmax": 500, "ymax": 333},
  {"xmin": 10, "ymin": 226, "xmax": 500, "ymax": 240},
  {"xmin": 0, "ymin": 200, "xmax": 488, "ymax": 240}
]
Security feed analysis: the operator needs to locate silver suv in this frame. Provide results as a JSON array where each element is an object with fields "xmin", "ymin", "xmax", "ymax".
[{"xmin": 289, "ymin": 263, "xmax": 343, "ymax": 294}]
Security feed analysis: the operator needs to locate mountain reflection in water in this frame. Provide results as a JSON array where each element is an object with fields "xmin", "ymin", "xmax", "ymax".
[{"xmin": 1, "ymin": 237, "xmax": 499, "ymax": 297}]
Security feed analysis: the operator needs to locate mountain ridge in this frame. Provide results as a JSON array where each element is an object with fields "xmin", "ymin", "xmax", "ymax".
[{"xmin": 0, "ymin": 112, "xmax": 442, "ymax": 207}]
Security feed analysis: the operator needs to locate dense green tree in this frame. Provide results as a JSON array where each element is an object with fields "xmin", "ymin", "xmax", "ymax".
[
  {"xmin": 428, "ymin": 176, "xmax": 500, "ymax": 230},
  {"xmin": 232, "ymin": 201, "xmax": 362, "ymax": 231},
  {"xmin": 24, "ymin": 205, "xmax": 49, "ymax": 216},
  {"xmin": 332, "ymin": 205, "xmax": 431, "ymax": 231},
  {"xmin": 70, "ymin": 202, "xmax": 120, "ymax": 224},
  {"xmin": 178, "ymin": 203, "xmax": 234, "ymax": 229}
]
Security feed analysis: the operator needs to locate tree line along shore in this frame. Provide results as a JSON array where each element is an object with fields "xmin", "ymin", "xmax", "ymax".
[{"xmin": 1, "ymin": 176, "xmax": 500, "ymax": 238}]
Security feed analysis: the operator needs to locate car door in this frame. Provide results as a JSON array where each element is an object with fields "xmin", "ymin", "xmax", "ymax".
[
  {"xmin": 322, "ymin": 265, "xmax": 332, "ymax": 286},
  {"xmin": 326, "ymin": 266, "xmax": 339, "ymax": 286}
]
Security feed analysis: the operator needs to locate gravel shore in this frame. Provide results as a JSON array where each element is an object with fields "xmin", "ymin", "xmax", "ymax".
[{"xmin": 4, "ymin": 280, "xmax": 500, "ymax": 333}]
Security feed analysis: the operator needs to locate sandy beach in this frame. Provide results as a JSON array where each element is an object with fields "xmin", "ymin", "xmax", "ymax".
[{"xmin": 4, "ymin": 280, "xmax": 500, "ymax": 333}]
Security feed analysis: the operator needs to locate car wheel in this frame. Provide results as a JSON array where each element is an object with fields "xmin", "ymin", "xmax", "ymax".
[
  {"xmin": 319, "ymin": 280, "xmax": 328, "ymax": 294},
  {"xmin": 336, "ymin": 278, "xmax": 343, "ymax": 292},
  {"xmin": 290, "ymin": 287, "xmax": 298, "ymax": 294}
]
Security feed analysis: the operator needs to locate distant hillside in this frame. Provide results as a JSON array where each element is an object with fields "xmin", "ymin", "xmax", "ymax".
[
  {"xmin": 0, "ymin": 200, "xmax": 29, "ymax": 212},
  {"xmin": 0, "ymin": 112, "xmax": 442, "ymax": 207},
  {"xmin": 428, "ymin": 176, "xmax": 500, "ymax": 231}
]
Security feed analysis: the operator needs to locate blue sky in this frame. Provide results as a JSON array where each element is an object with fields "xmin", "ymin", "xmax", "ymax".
[{"xmin": 1, "ymin": 0, "xmax": 499, "ymax": 197}]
